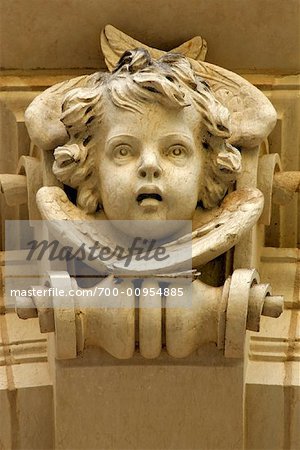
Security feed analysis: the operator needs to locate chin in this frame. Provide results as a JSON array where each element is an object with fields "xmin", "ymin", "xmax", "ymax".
[
  {"xmin": 113, "ymin": 217, "xmax": 190, "ymax": 242},
  {"xmin": 105, "ymin": 204, "xmax": 193, "ymax": 241}
]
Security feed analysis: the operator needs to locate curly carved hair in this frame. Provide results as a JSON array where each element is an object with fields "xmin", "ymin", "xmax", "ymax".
[{"xmin": 53, "ymin": 49, "xmax": 241, "ymax": 213}]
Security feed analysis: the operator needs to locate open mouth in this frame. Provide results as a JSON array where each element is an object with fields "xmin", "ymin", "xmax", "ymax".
[{"xmin": 136, "ymin": 193, "xmax": 163, "ymax": 204}]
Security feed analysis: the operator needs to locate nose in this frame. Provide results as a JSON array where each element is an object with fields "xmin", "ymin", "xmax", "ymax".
[{"xmin": 137, "ymin": 151, "xmax": 162, "ymax": 180}]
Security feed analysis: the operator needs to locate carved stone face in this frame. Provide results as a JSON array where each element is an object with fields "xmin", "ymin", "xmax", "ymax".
[{"xmin": 97, "ymin": 101, "xmax": 204, "ymax": 222}]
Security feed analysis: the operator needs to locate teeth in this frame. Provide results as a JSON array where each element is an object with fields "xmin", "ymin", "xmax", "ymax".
[{"xmin": 137, "ymin": 193, "xmax": 162, "ymax": 203}]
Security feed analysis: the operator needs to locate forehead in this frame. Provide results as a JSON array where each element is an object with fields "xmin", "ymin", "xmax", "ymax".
[{"xmin": 102, "ymin": 100, "xmax": 202, "ymax": 142}]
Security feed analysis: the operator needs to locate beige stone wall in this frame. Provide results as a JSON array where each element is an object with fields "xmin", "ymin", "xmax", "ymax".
[{"xmin": 0, "ymin": 0, "xmax": 299, "ymax": 73}]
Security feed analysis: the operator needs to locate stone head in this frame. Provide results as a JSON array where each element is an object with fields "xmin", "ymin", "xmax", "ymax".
[{"xmin": 52, "ymin": 49, "xmax": 241, "ymax": 223}]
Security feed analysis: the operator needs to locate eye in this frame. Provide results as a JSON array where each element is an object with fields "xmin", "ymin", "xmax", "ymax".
[
  {"xmin": 119, "ymin": 147, "xmax": 128, "ymax": 156},
  {"xmin": 172, "ymin": 147, "xmax": 183, "ymax": 156},
  {"xmin": 167, "ymin": 145, "xmax": 187, "ymax": 158},
  {"xmin": 113, "ymin": 144, "xmax": 133, "ymax": 159}
]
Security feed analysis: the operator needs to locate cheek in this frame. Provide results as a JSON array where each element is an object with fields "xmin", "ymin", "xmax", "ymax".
[
  {"xmin": 190, "ymin": 153, "xmax": 204, "ymax": 191},
  {"xmin": 175, "ymin": 160, "xmax": 202, "ymax": 190},
  {"xmin": 98, "ymin": 168, "xmax": 133, "ymax": 200}
]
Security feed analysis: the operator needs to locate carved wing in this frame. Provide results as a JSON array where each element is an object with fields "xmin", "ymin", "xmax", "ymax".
[
  {"xmin": 24, "ymin": 72, "xmax": 105, "ymax": 150},
  {"xmin": 35, "ymin": 186, "xmax": 116, "ymax": 274},
  {"xmin": 191, "ymin": 60, "xmax": 277, "ymax": 148},
  {"xmin": 36, "ymin": 186, "xmax": 263, "ymax": 276},
  {"xmin": 100, "ymin": 24, "xmax": 207, "ymax": 71}
]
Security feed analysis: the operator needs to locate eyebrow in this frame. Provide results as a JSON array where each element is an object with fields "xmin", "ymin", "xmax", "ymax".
[
  {"xmin": 107, "ymin": 133, "xmax": 194, "ymax": 143},
  {"xmin": 159, "ymin": 134, "xmax": 194, "ymax": 145},
  {"xmin": 106, "ymin": 134, "xmax": 138, "ymax": 145}
]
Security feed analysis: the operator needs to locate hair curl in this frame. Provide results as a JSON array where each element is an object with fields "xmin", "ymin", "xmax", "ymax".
[{"xmin": 53, "ymin": 49, "xmax": 241, "ymax": 213}]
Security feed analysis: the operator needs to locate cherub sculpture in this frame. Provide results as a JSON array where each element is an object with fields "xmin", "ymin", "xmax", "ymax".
[
  {"xmin": 25, "ymin": 38, "xmax": 272, "ymax": 273},
  {"xmin": 15, "ymin": 26, "xmax": 283, "ymax": 359},
  {"xmin": 51, "ymin": 49, "xmax": 241, "ymax": 223}
]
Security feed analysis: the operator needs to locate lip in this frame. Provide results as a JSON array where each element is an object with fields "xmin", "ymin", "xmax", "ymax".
[{"xmin": 136, "ymin": 185, "xmax": 163, "ymax": 204}]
